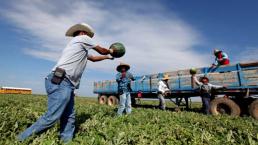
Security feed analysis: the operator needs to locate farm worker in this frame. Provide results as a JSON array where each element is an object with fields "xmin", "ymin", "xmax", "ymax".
[
  {"xmin": 18, "ymin": 23, "xmax": 114, "ymax": 142},
  {"xmin": 157, "ymin": 74, "xmax": 171, "ymax": 110},
  {"xmin": 193, "ymin": 75, "xmax": 226, "ymax": 114},
  {"xmin": 212, "ymin": 49, "xmax": 230, "ymax": 66},
  {"xmin": 116, "ymin": 63, "xmax": 135, "ymax": 116}
]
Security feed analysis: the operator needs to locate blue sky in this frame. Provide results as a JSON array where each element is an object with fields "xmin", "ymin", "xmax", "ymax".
[{"xmin": 0, "ymin": 0, "xmax": 257, "ymax": 96}]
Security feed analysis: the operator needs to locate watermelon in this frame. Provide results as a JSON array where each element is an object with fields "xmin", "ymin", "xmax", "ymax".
[
  {"xmin": 109, "ymin": 42, "xmax": 126, "ymax": 58},
  {"xmin": 190, "ymin": 68, "xmax": 197, "ymax": 74}
]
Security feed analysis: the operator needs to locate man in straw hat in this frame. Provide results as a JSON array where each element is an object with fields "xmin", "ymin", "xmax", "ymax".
[
  {"xmin": 157, "ymin": 74, "xmax": 171, "ymax": 110},
  {"xmin": 193, "ymin": 75, "xmax": 226, "ymax": 114},
  {"xmin": 18, "ymin": 23, "xmax": 114, "ymax": 142},
  {"xmin": 116, "ymin": 62, "xmax": 135, "ymax": 116}
]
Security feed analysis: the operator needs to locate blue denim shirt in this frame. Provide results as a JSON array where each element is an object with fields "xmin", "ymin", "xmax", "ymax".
[{"xmin": 116, "ymin": 72, "xmax": 134, "ymax": 94}]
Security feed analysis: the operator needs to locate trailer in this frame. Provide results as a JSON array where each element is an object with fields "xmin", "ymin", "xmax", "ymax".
[
  {"xmin": 93, "ymin": 61, "xmax": 258, "ymax": 119},
  {"xmin": 0, "ymin": 87, "xmax": 32, "ymax": 94}
]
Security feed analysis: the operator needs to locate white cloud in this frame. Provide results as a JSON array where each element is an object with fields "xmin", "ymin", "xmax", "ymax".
[
  {"xmin": 1, "ymin": 0, "xmax": 211, "ymax": 96},
  {"xmin": 1, "ymin": 0, "xmax": 209, "ymax": 73},
  {"xmin": 24, "ymin": 48, "xmax": 60, "ymax": 61}
]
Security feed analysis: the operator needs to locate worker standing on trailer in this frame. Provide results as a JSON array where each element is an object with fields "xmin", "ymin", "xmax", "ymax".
[
  {"xmin": 18, "ymin": 23, "xmax": 115, "ymax": 143},
  {"xmin": 157, "ymin": 74, "xmax": 171, "ymax": 110},
  {"xmin": 212, "ymin": 49, "xmax": 230, "ymax": 66},
  {"xmin": 193, "ymin": 75, "xmax": 225, "ymax": 114},
  {"xmin": 116, "ymin": 63, "xmax": 135, "ymax": 116}
]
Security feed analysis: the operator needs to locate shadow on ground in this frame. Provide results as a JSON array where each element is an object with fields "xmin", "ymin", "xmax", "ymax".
[
  {"xmin": 133, "ymin": 104, "xmax": 203, "ymax": 113},
  {"xmin": 75, "ymin": 113, "xmax": 91, "ymax": 133}
]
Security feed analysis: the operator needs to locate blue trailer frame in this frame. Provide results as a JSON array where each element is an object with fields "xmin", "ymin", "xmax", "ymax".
[{"xmin": 94, "ymin": 62, "xmax": 258, "ymax": 111}]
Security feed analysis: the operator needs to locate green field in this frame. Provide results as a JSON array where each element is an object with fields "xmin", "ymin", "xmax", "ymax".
[{"xmin": 0, "ymin": 94, "xmax": 257, "ymax": 145}]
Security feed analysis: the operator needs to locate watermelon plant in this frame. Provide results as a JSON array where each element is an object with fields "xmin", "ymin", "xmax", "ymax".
[{"xmin": 0, "ymin": 94, "xmax": 257, "ymax": 145}]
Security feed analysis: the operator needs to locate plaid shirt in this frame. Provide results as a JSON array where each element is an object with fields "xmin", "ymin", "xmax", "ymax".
[{"xmin": 116, "ymin": 72, "xmax": 134, "ymax": 94}]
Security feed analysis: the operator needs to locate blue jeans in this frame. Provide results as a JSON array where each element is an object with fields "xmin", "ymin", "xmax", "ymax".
[
  {"xmin": 158, "ymin": 94, "xmax": 166, "ymax": 110},
  {"xmin": 117, "ymin": 92, "xmax": 132, "ymax": 115},
  {"xmin": 201, "ymin": 93, "xmax": 211, "ymax": 114},
  {"xmin": 18, "ymin": 73, "xmax": 75, "ymax": 142}
]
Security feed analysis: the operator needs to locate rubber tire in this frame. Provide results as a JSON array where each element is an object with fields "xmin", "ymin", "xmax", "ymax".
[
  {"xmin": 249, "ymin": 99, "xmax": 258, "ymax": 120},
  {"xmin": 98, "ymin": 95, "xmax": 107, "ymax": 105},
  {"xmin": 131, "ymin": 96, "xmax": 136, "ymax": 107},
  {"xmin": 107, "ymin": 95, "xmax": 118, "ymax": 106},
  {"xmin": 210, "ymin": 97, "xmax": 241, "ymax": 117}
]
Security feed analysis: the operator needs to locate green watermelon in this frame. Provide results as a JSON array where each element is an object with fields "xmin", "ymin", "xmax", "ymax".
[
  {"xmin": 190, "ymin": 68, "xmax": 197, "ymax": 74},
  {"xmin": 109, "ymin": 42, "xmax": 126, "ymax": 58}
]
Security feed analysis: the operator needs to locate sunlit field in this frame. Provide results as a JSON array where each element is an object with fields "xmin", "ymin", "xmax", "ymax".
[{"xmin": 0, "ymin": 94, "xmax": 257, "ymax": 145}]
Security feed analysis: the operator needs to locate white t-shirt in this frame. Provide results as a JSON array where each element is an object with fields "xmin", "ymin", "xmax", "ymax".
[
  {"xmin": 53, "ymin": 35, "xmax": 97, "ymax": 89},
  {"xmin": 158, "ymin": 80, "xmax": 170, "ymax": 94},
  {"xmin": 193, "ymin": 76, "xmax": 223, "ymax": 93}
]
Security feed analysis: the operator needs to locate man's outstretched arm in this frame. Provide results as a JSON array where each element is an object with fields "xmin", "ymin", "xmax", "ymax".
[
  {"xmin": 193, "ymin": 75, "xmax": 202, "ymax": 86},
  {"xmin": 93, "ymin": 45, "xmax": 113, "ymax": 55},
  {"xmin": 88, "ymin": 55, "xmax": 114, "ymax": 62}
]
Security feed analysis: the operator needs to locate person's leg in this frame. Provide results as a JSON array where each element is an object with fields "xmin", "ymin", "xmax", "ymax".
[
  {"xmin": 125, "ymin": 93, "xmax": 132, "ymax": 114},
  {"xmin": 117, "ymin": 93, "xmax": 126, "ymax": 116},
  {"xmin": 158, "ymin": 94, "xmax": 162, "ymax": 108},
  {"xmin": 18, "ymin": 76, "xmax": 72, "ymax": 141},
  {"xmin": 158, "ymin": 94, "xmax": 166, "ymax": 110},
  {"xmin": 205, "ymin": 97, "xmax": 211, "ymax": 114},
  {"xmin": 201, "ymin": 96, "xmax": 206, "ymax": 113},
  {"xmin": 202, "ymin": 94, "xmax": 211, "ymax": 114},
  {"xmin": 60, "ymin": 91, "xmax": 75, "ymax": 142},
  {"xmin": 161, "ymin": 95, "xmax": 166, "ymax": 110}
]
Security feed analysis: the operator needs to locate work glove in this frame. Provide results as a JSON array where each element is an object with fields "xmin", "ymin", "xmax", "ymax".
[
  {"xmin": 109, "ymin": 49, "xmax": 114, "ymax": 55},
  {"xmin": 164, "ymin": 91, "xmax": 171, "ymax": 96},
  {"xmin": 211, "ymin": 63, "xmax": 216, "ymax": 68}
]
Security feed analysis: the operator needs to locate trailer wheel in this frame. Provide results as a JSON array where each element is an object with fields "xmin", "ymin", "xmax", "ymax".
[
  {"xmin": 131, "ymin": 97, "xmax": 136, "ymax": 106},
  {"xmin": 249, "ymin": 99, "xmax": 258, "ymax": 120},
  {"xmin": 210, "ymin": 97, "xmax": 240, "ymax": 116},
  {"xmin": 98, "ymin": 95, "xmax": 107, "ymax": 105},
  {"xmin": 107, "ymin": 95, "xmax": 118, "ymax": 106}
]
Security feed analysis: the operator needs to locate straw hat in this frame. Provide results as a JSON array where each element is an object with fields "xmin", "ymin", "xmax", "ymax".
[
  {"xmin": 162, "ymin": 74, "xmax": 170, "ymax": 80},
  {"xmin": 116, "ymin": 63, "xmax": 130, "ymax": 72},
  {"xmin": 65, "ymin": 23, "xmax": 95, "ymax": 38}
]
